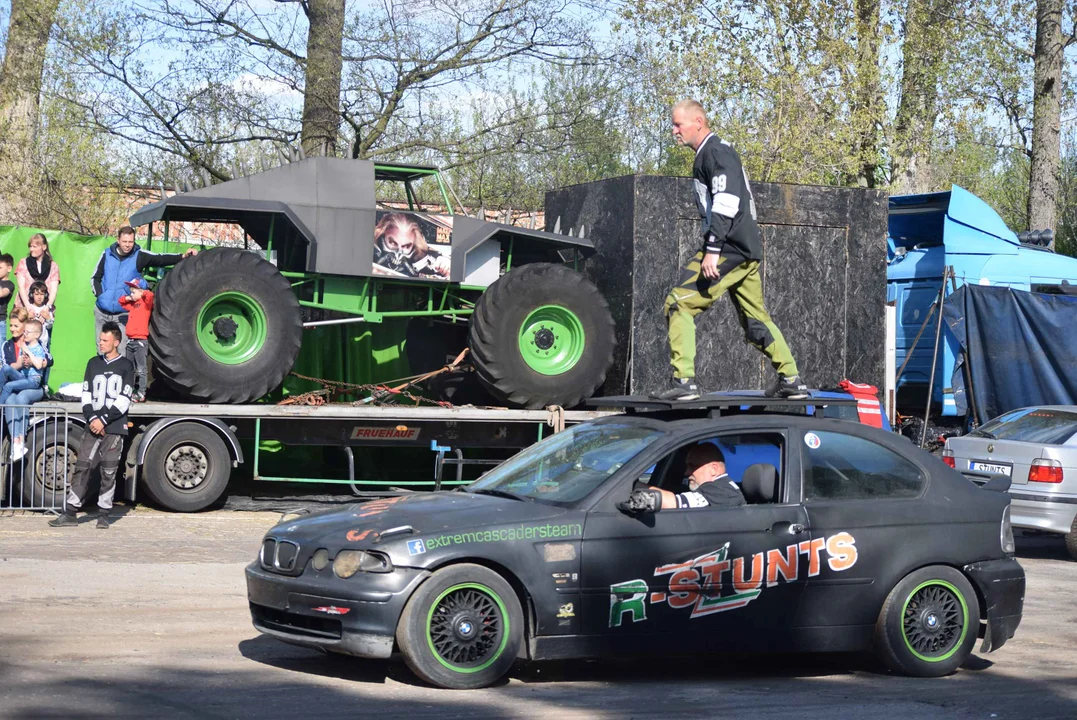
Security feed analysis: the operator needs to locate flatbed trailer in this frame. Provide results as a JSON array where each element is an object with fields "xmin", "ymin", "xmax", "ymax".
[{"xmin": 30, "ymin": 402, "xmax": 611, "ymax": 513}]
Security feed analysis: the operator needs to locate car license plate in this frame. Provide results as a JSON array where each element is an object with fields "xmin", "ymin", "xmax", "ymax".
[{"xmin": 970, "ymin": 461, "xmax": 1012, "ymax": 476}]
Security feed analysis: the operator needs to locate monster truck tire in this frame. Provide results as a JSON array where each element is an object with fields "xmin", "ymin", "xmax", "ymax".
[
  {"xmin": 149, "ymin": 248, "xmax": 302, "ymax": 403},
  {"xmin": 468, "ymin": 263, "xmax": 615, "ymax": 409}
]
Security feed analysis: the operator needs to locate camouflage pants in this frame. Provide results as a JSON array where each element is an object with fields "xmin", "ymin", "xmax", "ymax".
[{"xmin": 664, "ymin": 253, "xmax": 799, "ymax": 379}]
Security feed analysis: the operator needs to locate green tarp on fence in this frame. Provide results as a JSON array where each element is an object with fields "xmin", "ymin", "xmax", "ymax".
[{"xmin": 0, "ymin": 225, "xmax": 412, "ymax": 393}]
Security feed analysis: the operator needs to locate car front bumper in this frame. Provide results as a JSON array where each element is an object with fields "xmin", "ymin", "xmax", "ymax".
[
  {"xmin": 245, "ymin": 562, "xmax": 430, "ymax": 659},
  {"xmin": 1008, "ymin": 490, "xmax": 1077, "ymax": 536},
  {"xmin": 963, "ymin": 558, "xmax": 1025, "ymax": 653}
]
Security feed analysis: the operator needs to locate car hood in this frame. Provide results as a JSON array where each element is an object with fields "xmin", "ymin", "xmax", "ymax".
[{"xmin": 265, "ymin": 491, "xmax": 573, "ymax": 550}]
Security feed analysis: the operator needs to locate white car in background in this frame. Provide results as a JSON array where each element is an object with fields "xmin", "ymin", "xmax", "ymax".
[{"xmin": 945, "ymin": 406, "xmax": 1077, "ymax": 560}]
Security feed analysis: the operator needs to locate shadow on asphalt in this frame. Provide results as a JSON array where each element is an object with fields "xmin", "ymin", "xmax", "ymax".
[{"xmin": 1014, "ymin": 533, "xmax": 1071, "ymax": 561}]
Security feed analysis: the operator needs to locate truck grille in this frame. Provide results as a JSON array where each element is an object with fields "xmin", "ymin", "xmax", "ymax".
[{"xmin": 260, "ymin": 538, "xmax": 302, "ymax": 575}]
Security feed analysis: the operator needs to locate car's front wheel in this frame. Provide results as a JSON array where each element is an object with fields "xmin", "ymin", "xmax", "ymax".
[
  {"xmin": 1065, "ymin": 515, "xmax": 1077, "ymax": 561},
  {"xmin": 396, "ymin": 564, "xmax": 523, "ymax": 689},
  {"xmin": 874, "ymin": 565, "xmax": 980, "ymax": 677}
]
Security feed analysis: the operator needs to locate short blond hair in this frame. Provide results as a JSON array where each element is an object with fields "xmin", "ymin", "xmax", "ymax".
[{"xmin": 672, "ymin": 99, "xmax": 709, "ymax": 127}]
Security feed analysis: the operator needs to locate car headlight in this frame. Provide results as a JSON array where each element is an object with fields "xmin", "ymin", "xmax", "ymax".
[
  {"xmin": 332, "ymin": 550, "xmax": 394, "ymax": 578},
  {"xmin": 312, "ymin": 549, "xmax": 330, "ymax": 571}
]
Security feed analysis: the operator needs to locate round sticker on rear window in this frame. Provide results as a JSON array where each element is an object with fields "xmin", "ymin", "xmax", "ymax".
[{"xmin": 804, "ymin": 432, "xmax": 821, "ymax": 449}]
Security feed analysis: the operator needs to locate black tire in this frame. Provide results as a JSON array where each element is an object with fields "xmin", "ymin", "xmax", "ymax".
[
  {"xmin": 396, "ymin": 563, "xmax": 523, "ymax": 689},
  {"xmin": 149, "ymin": 248, "xmax": 302, "ymax": 403},
  {"xmin": 468, "ymin": 263, "xmax": 615, "ymax": 409},
  {"xmin": 874, "ymin": 565, "xmax": 980, "ymax": 677},
  {"xmin": 141, "ymin": 423, "xmax": 231, "ymax": 512},
  {"xmin": 19, "ymin": 421, "xmax": 83, "ymax": 508},
  {"xmin": 1066, "ymin": 515, "xmax": 1077, "ymax": 561}
]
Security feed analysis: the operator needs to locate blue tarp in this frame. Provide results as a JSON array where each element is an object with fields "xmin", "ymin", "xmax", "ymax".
[{"xmin": 943, "ymin": 285, "xmax": 1077, "ymax": 425}]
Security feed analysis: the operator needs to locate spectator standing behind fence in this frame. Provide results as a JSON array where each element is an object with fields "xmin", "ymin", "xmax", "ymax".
[
  {"xmin": 92, "ymin": 225, "xmax": 196, "ymax": 352},
  {"xmin": 26, "ymin": 281, "xmax": 54, "ymax": 349},
  {"xmin": 0, "ymin": 254, "xmax": 14, "ymax": 323},
  {"xmin": 16, "ymin": 233, "xmax": 60, "ymax": 312},
  {"xmin": 119, "ymin": 279, "xmax": 153, "ymax": 402},
  {"xmin": 49, "ymin": 322, "xmax": 133, "ymax": 530},
  {"xmin": 0, "ymin": 319, "xmax": 48, "ymax": 461}
]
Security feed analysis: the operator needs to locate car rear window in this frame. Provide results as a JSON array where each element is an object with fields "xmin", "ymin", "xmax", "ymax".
[
  {"xmin": 971, "ymin": 408, "xmax": 1077, "ymax": 445},
  {"xmin": 802, "ymin": 431, "xmax": 924, "ymax": 502}
]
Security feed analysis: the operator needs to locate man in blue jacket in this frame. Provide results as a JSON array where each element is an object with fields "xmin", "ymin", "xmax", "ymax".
[{"xmin": 91, "ymin": 225, "xmax": 196, "ymax": 351}]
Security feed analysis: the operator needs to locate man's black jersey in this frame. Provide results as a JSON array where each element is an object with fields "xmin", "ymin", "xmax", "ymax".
[
  {"xmin": 81, "ymin": 354, "xmax": 135, "ymax": 435},
  {"xmin": 693, "ymin": 133, "xmax": 763, "ymax": 266},
  {"xmin": 672, "ymin": 474, "xmax": 747, "ymax": 508}
]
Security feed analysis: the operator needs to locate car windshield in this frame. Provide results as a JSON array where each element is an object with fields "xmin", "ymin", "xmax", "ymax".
[
  {"xmin": 971, "ymin": 408, "xmax": 1077, "ymax": 445},
  {"xmin": 466, "ymin": 422, "xmax": 664, "ymax": 504}
]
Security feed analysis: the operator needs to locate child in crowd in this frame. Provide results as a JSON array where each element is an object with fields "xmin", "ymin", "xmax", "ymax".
[
  {"xmin": 119, "ymin": 278, "xmax": 153, "ymax": 402},
  {"xmin": 1, "ymin": 318, "xmax": 49, "ymax": 460},
  {"xmin": 26, "ymin": 281, "xmax": 54, "ymax": 349},
  {"xmin": 0, "ymin": 254, "xmax": 14, "ymax": 325}
]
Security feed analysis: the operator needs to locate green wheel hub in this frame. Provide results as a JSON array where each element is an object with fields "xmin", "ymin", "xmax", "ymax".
[
  {"xmin": 196, "ymin": 292, "xmax": 268, "ymax": 364},
  {"xmin": 426, "ymin": 583, "xmax": 509, "ymax": 673},
  {"xmin": 901, "ymin": 579, "xmax": 968, "ymax": 662},
  {"xmin": 518, "ymin": 305, "xmax": 585, "ymax": 376}
]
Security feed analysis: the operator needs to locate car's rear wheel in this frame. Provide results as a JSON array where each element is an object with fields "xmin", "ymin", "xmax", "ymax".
[
  {"xmin": 874, "ymin": 565, "xmax": 979, "ymax": 677},
  {"xmin": 396, "ymin": 563, "xmax": 522, "ymax": 689},
  {"xmin": 1065, "ymin": 515, "xmax": 1077, "ymax": 561}
]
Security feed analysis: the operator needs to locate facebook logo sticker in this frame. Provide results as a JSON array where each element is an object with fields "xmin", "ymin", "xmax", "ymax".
[{"xmin": 407, "ymin": 539, "xmax": 426, "ymax": 556}]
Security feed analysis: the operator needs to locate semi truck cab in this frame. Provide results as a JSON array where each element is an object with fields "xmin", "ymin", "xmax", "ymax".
[{"xmin": 888, "ymin": 185, "xmax": 1077, "ymax": 420}]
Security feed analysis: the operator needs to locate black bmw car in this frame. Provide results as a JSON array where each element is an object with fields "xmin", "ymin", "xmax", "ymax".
[{"xmin": 245, "ymin": 397, "xmax": 1025, "ymax": 689}]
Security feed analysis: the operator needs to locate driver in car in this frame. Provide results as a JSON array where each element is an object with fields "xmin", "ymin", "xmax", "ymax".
[{"xmin": 619, "ymin": 443, "xmax": 745, "ymax": 513}]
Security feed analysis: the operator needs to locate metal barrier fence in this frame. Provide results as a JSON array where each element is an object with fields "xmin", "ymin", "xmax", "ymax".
[{"xmin": 0, "ymin": 405, "xmax": 71, "ymax": 512}]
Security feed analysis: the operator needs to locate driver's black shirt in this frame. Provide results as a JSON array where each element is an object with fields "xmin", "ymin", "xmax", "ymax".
[{"xmin": 673, "ymin": 474, "xmax": 746, "ymax": 508}]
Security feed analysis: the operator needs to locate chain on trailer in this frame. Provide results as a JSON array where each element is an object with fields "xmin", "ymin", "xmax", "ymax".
[
  {"xmin": 279, "ymin": 348, "xmax": 470, "ymax": 408},
  {"xmin": 0, "ymin": 405, "xmax": 71, "ymax": 513}
]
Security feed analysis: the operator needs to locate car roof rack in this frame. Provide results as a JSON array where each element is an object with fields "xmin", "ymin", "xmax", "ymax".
[{"xmin": 585, "ymin": 392, "xmax": 859, "ymax": 417}]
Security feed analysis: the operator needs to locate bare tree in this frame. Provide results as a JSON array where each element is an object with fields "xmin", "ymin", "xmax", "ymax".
[
  {"xmin": 0, "ymin": 0, "xmax": 60, "ymax": 224},
  {"xmin": 1028, "ymin": 0, "xmax": 1066, "ymax": 232},
  {"xmin": 54, "ymin": 0, "xmax": 604, "ymax": 197},
  {"xmin": 892, "ymin": 0, "xmax": 958, "ymax": 195}
]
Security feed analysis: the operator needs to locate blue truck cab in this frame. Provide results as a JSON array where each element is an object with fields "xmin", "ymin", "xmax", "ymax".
[{"xmin": 888, "ymin": 185, "xmax": 1077, "ymax": 419}]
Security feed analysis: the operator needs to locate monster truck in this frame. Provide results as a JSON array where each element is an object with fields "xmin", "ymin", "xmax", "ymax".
[{"xmin": 129, "ymin": 159, "xmax": 615, "ymax": 409}]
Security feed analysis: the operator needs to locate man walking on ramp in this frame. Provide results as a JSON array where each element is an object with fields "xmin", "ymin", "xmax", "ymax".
[{"xmin": 656, "ymin": 99, "xmax": 807, "ymax": 401}]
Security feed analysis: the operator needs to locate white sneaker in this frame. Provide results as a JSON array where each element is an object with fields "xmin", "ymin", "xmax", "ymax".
[{"xmin": 11, "ymin": 442, "xmax": 27, "ymax": 462}]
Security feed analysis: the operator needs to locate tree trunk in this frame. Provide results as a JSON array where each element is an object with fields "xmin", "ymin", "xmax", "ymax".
[
  {"xmin": 300, "ymin": 0, "xmax": 346, "ymax": 157},
  {"xmin": 852, "ymin": 0, "xmax": 883, "ymax": 188},
  {"xmin": 892, "ymin": 0, "xmax": 954, "ymax": 195},
  {"xmin": 0, "ymin": 0, "xmax": 60, "ymax": 224},
  {"xmin": 1028, "ymin": 0, "xmax": 1064, "ymax": 232}
]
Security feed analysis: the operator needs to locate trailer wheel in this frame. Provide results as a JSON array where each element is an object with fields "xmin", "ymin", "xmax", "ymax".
[
  {"xmin": 19, "ymin": 422, "xmax": 83, "ymax": 508},
  {"xmin": 149, "ymin": 248, "xmax": 302, "ymax": 403},
  {"xmin": 468, "ymin": 263, "xmax": 615, "ymax": 409},
  {"xmin": 141, "ymin": 423, "xmax": 231, "ymax": 512}
]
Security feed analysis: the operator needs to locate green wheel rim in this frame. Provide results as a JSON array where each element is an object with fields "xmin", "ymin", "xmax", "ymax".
[
  {"xmin": 426, "ymin": 582, "xmax": 510, "ymax": 674},
  {"xmin": 518, "ymin": 305, "xmax": 585, "ymax": 376},
  {"xmin": 901, "ymin": 579, "xmax": 969, "ymax": 662},
  {"xmin": 196, "ymin": 292, "xmax": 268, "ymax": 365}
]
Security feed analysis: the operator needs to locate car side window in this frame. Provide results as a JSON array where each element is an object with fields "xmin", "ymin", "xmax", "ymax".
[
  {"xmin": 635, "ymin": 432, "xmax": 784, "ymax": 503},
  {"xmin": 802, "ymin": 430, "xmax": 924, "ymax": 502}
]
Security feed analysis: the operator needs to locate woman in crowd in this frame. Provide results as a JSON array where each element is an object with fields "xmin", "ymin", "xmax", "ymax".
[
  {"xmin": 16, "ymin": 233, "xmax": 61, "ymax": 312},
  {"xmin": 2, "ymin": 308, "xmax": 51, "ymax": 460}
]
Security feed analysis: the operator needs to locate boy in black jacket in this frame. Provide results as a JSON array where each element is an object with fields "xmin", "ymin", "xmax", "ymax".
[{"xmin": 49, "ymin": 322, "xmax": 134, "ymax": 529}]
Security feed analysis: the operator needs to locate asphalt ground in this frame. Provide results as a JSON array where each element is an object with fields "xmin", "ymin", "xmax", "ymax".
[{"xmin": 0, "ymin": 508, "xmax": 1074, "ymax": 720}]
